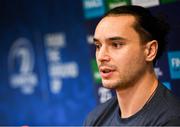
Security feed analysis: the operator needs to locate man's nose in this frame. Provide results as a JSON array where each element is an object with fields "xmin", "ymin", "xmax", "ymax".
[{"xmin": 97, "ymin": 46, "xmax": 110, "ymax": 62}]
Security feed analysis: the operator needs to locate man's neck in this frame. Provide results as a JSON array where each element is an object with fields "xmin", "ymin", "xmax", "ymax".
[{"xmin": 116, "ymin": 71, "xmax": 158, "ymax": 118}]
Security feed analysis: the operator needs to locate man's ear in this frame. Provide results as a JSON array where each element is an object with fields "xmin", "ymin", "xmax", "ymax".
[{"xmin": 144, "ymin": 40, "xmax": 158, "ymax": 62}]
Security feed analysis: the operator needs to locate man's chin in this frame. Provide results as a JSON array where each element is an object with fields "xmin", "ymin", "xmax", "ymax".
[
  {"xmin": 102, "ymin": 82, "xmax": 117, "ymax": 89},
  {"xmin": 102, "ymin": 80, "xmax": 130, "ymax": 90}
]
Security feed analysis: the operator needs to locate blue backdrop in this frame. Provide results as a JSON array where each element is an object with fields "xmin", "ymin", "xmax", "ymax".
[
  {"xmin": 0, "ymin": 0, "xmax": 96, "ymax": 125},
  {"xmin": 0, "ymin": 0, "xmax": 180, "ymax": 126}
]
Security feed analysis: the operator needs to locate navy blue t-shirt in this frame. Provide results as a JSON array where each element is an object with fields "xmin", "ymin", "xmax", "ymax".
[{"xmin": 84, "ymin": 83, "xmax": 180, "ymax": 126}]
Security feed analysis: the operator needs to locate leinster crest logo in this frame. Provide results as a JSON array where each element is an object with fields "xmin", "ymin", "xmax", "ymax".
[{"xmin": 8, "ymin": 37, "xmax": 38, "ymax": 94}]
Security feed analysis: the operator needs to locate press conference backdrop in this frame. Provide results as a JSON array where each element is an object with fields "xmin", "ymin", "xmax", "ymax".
[{"xmin": 0, "ymin": 0, "xmax": 180, "ymax": 125}]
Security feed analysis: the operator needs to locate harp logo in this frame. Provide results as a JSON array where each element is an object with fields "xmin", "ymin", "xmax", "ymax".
[{"xmin": 8, "ymin": 38, "xmax": 38, "ymax": 94}]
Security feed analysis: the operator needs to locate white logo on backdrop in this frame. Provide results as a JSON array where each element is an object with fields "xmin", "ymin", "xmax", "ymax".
[
  {"xmin": 171, "ymin": 57, "xmax": 180, "ymax": 70},
  {"xmin": 98, "ymin": 87, "xmax": 112, "ymax": 103},
  {"xmin": 83, "ymin": 0, "xmax": 103, "ymax": 9},
  {"xmin": 44, "ymin": 33, "xmax": 79, "ymax": 94},
  {"xmin": 8, "ymin": 38, "xmax": 38, "ymax": 94},
  {"xmin": 154, "ymin": 67, "xmax": 163, "ymax": 77},
  {"xmin": 132, "ymin": 0, "xmax": 159, "ymax": 8}
]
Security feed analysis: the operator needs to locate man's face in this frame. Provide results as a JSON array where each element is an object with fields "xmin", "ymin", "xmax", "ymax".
[{"xmin": 94, "ymin": 15, "xmax": 148, "ymax": 90}]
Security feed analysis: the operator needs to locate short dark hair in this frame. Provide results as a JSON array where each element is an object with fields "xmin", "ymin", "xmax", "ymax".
[{"xmin": 104, "ymin": 5, "xmax": 170, "ymax": 65}]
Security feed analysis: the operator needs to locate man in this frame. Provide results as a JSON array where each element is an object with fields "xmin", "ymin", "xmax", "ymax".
[{"xmin": 84, "ymin": 5, "xmax": 180, "ymax": 126}]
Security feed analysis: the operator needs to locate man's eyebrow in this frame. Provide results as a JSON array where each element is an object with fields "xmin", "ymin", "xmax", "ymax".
[
  {"xmin": 93, "ymin": 37, "xmax": 127, "ymax": 43},
  {"xmin": 106, "ymin": 37, "xmax": 127, "ymax": 41}
]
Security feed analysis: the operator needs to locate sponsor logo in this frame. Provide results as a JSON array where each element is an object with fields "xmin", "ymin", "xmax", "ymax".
[
  {"xmin": 44, "ymin": 33, "xmax": 79, "ymax": 94},
  {"xmin": 8, "ymin": 38, "xmax": 38, "ymax": 94},
  {"xmin": 106, "ymin": 0, "xmax": 130, "ymax": 10},
  {"xmin": 83, "ymin": 0, "xmax": 105, "ymax": 19},
  {"xmin": 131, "ymin": 0, "xmax": 159, "ymax": 8},
  {"xmin": 168, "ymin": 51, "xmax": 180, "ymax": 79}
]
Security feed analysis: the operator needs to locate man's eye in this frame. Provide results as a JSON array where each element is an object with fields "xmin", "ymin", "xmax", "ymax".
[
  {"xmin": 95, "ymin": 43, "xmax": 101, "ymax": 50},
  {"xmin": 96, "ymin": 45, "xmax": 100, "ymax": 50},
  {"xmin": 112, "ymin": 42, "xmax": 123, "ymax": 48}
]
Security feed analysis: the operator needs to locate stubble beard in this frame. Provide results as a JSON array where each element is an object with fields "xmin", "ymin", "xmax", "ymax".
[
  {"xmin": 102, "ymin": 78, "xmax": 134, "ymax": 90},
  {"xmin": 102, "ymin": 63, "xmax": 147, "ymax": 90}
]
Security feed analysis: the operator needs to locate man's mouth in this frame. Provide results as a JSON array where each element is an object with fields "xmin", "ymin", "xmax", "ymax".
[
  {"xmin": 99, "ymin": 67, "xmax": 115, "ymax": 78},
  {"xmin": 101, "ymin": 69, "xmax": 112, "ymax": 73}
]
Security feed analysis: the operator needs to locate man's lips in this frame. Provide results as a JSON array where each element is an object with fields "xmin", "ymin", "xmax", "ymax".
[{"xmin": 99, "ymin": 65, "xmax": 116, "ymax": 79}]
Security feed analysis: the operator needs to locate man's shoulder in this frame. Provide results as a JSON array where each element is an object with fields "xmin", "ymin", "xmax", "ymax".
[
  {"xmin": 163, "ymin": 91, "xmax": 180, "ymax": 117},
  {"xmin": 159, "ymin": 83, "xmax": 180, "ymax": 112},
  {"xmin": 153, "ymin": 83, "xmax": 180, "ymax": 125},
  {"xmin": 84, "ymin": 96, "xmax": 118, "ymax": 126}
]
